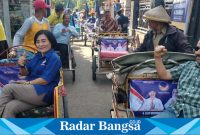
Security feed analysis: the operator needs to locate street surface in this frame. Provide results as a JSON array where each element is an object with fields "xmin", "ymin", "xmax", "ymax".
[{"xmin": 64, "ymin": 41, "xmax": 112, "ymax": 118}]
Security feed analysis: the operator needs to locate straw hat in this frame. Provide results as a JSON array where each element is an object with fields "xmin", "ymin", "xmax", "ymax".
[{"xmin": 143, "ymin": 6, "xmax": 171, "ymax": 23}]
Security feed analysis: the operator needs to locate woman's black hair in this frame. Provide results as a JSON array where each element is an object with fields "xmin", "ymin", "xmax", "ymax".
[{"xmin": 34, "ymin": 30, "xmax": 57, "ymax": 49}]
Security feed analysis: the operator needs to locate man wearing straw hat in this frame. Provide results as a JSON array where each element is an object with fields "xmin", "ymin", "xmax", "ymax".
[{"xmin": 134, "ymin": 6, "xmax": 193, "ymax": 53}]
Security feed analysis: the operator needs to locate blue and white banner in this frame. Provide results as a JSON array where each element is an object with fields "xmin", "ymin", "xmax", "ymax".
[
  {"xmin": 129, "ymin": 80, "xmax": 177, "ymax": 117},
  {"xmin": 0, "ymin": 118, "xmax": 200, "ymax": 135},
  {"xmin": 0, "ymin": 118, "xmax": 200, "ymax": 134},
  {"xmin": 171, "ymin": 0, "xmax": 190, "ymax": 22},
  {"xmin": 101, "ymin": 38, "xmax": 128, "ymax": 51},
  {"xmin": 0, "ymin": 66, "xmax": 27, "ymax": 95}
]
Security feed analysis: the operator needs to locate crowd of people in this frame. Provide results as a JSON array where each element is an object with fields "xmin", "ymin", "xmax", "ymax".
[{"xmin": 0, "ymin": 0, "xmax": 199, "ymax": 118}]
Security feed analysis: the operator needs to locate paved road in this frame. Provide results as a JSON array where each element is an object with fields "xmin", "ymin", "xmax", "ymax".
[{"xmin": 63, "ymin": 42, "xmax": 112, "ymax": 118}]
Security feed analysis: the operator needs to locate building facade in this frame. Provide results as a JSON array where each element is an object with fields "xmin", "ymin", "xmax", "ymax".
[{"xmin": 0, "ymin": 0, "xmax": 33, "ymax": 46}]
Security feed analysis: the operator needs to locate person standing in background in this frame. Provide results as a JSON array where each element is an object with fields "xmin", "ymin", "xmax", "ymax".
[
  {"xmin": 116, "ymin": 8, "xmax": 129, "ymax": 33},
  {"xmin": 10, "ymin": 0, "xmax": 50, "ymax": 59},
  {"xmin": 114, "ymin": 0, "xmax": 122, "ymax": 16},
  {"xmin": 151, "ymin": 0, "xmax": 165, "ymax": 8},
  {"xmin": 48, "ymin": 3, "xmax": 64, "ymax": 27},
  {"xmin": 0, "ymin": 19, "xmax": 8, "ymax": 59}
]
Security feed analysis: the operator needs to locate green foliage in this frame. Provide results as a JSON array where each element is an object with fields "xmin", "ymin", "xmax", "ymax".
[
  {"xmin": 76, "ymin": 0, "xmax": 84, "ymax": 11},
  {"xmin": 99, "ymin": 0, "xmax": 104, "ymax": 5},
  {"xmin": 88, "ymin": 0, "xmax": 94, "ymax": 8},
  {"xmin": 52, "ymin": 0, "xmax": 64, "ymax": 4},
  {"xmin": 52, "ymin": 0, "xmax": 77, "ymax": 9}
]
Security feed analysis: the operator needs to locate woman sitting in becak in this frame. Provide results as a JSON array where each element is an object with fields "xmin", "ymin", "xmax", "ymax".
[{"xmin": 0, "ymin": 30, "xmax": 61, "ymax": 118}]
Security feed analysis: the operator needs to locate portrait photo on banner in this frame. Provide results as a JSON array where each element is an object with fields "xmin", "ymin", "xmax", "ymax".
[
  {"xmin": 100, "ymin": 38, "xmax": 128, "ymax": 52},
  {"xmin": 129, "ymin": 80, "xmax": 177, "ymax": 117}
]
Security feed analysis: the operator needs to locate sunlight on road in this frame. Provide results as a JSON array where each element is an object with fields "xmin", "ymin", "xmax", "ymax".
[{"xmin": 72, "ymin": 41, "xmax": 93, "ymax": 62}]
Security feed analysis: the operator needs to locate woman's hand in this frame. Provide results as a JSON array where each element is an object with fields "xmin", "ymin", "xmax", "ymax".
[
  {"xmin": 154, "ymin": 45, "xmax": 167, "ymax": 59},
  {"xmin": 18, "ymin": 52, "xmax": 26, "ymax": 67},
  {"xmin": 8, "ymin": 49, "xmax": 17, "ymax": 58}
]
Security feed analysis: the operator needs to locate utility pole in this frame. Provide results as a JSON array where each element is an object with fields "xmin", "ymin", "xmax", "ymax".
[
  {"xmin": 2, "ymin": 0, "xmax": 11, "ymax": 46},
  {"xmin": 45, "ymin": 0, "xmax": 51, "ymax": 17}
]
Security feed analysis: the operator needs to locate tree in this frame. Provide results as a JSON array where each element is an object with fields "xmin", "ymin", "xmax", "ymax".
[{"xmin": 76, "ymin": 0, "xmax": 86, "ymax": 11}]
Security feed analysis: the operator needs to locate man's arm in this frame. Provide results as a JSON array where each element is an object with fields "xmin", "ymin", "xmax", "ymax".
[
  {"xmin": 154, "ymin": 46, "xmax": 172, "ymax": 80},
  {"xmin": 13, "ymin": 17, "xmax": 33, "ymax": 46},
  {"xmin": 70, "ymin": 26, "xmax": 79, "ymax": 37},
  {"xmin": 29, "ymin": 78, "xmax": 48, "ymax": 85},
  {"xmin": 48, "ymin": 13, "xmax": 55, "ymax": 26}
]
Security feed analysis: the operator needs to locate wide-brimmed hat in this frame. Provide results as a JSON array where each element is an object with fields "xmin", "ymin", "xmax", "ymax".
[
  {"xmin": 143, "ymin": 6, "xmax": 171, "ymax": 23},
  {"xmin": 34, "ymin": 0, "xmax": 50, "ymax": 10}
]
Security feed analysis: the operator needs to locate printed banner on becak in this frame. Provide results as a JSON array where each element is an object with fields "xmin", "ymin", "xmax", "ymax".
[
  {"xmin": 0, "ymin": 66, "xmax": 26, "ymax": 93},
  {"xmin": 101, "ymin": 38, "xmax": 128, "ymax": 52},
  {"xmin": 129, "ymin": 80, "xmax": 177, "ymax": 117}
]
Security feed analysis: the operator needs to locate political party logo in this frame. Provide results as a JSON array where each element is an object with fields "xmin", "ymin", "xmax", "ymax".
[{"xmin": 158, "ymin": 81, "xmax": 169, "ymax": 91}]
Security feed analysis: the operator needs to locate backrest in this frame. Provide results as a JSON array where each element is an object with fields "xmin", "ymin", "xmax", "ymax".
[
  {"xmin": 100, "ymin": 38, "xmax": 128, "ymax": 52},
  {"xmin": 129, "ymin": 79, "xmax": 177, "ymax": 117}
]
